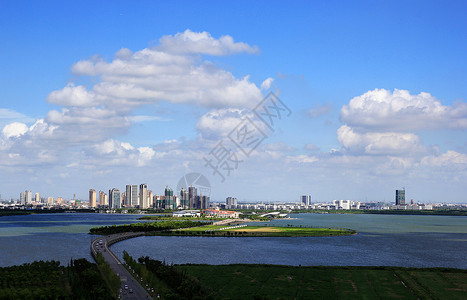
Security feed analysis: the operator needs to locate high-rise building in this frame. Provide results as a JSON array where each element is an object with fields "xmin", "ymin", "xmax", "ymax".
[
  {"xmin": 24, "ymin": 190, "xmax": 32, "ymax": 205},
  {"xmin": 126, "ymin": 185, "xmax": 138, "ymax": 207},
  {"xmin": 396, "ymin": 189, "xmax": 406, "ymax": 205},
  {"xmin": 47, "ymin": 197, "xmax": 54, "ymax": 205},
  {"xmin": 148, "ymin": 190, "xmax": 154, "ymax": 207},
  {"xmin": 98, "ymin": 190, "xmax": 107, "ymax": 206},
  {"xmin": 109, "ymin": 188, "xmax": 121, "ymax": 209},
  {"xmin": 35, "ymin": 192, "xmax": 40, "ymax": 203},
  {"xmin": 20, "ymin": 192, "xmax": 26, "ymax": 205},
  {"xmin": 164, "ymin": 187, "xmax": 174, "ymax": 209},
  {"xmin": 139, "ymin": 184, "xmax": 148, "ymax": 209},
  {"xmin": 180, "ymin": 188, "xmax": 189, "ymax": 208},
  {"xmin": 201, "ymin": 195, "xmax": 210, "ymax": 209},
  {"xmin": 89, "ymin": 189, "xmax": 97, "ymax": 208},
  {"xmin": 226, "ymin": 197, "xmax": 237, "ymax": 207},
  {"xmin": 300, "ymin": 195, "xmax": 312, "ymax": 206},
  {"xmin": 188, "ymin": 186, "xmax": 197, "ymax": 209}
]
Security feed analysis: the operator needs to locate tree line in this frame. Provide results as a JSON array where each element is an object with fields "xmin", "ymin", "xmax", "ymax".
[{"xmin": 0, "ymin": 259, "xmax": 118, "ymax": 299}]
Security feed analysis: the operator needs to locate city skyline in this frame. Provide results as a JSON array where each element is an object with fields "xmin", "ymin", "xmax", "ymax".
[{"xmin": 1, "ymin": 1, "xmax": 466, "ymax": 203}]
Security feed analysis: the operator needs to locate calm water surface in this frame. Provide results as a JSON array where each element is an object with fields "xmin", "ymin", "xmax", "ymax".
[
  {"xmin": 0, "ymin": 213, "xmax": 145, "ymax": 267},
  {"xmin": 1, "ymin": 213, "xmax": 466, "ymax": 268}
]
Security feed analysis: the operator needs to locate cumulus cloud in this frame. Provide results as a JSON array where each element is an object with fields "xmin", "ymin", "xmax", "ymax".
[
  {"xmin": 2, "ymin": 122, "xmax": 28, "ymax": 138},
  {"xmin": 2, "ymin": 30, "xmax": 268, "ymax": 172},
  {"xmin": 47, "ymin": 84, "xmax": 97, "ymax": 107},
  {"xmin": 421, "ymin": 151, "xmax": 467, "ymax": 168},
  {"xmin": 85, "ymin": 139, "xmax": 155, "ymax": 167},
  {"xmin": 337, "ymin": 125, "xmax": 425, "ymax": 155},
  {"xmin": 157, "ymin": 29, "xmax": 259, "ymax": 55},
  {"xmin": 340, "ymin": 88, "xmax": 467, "ymax": 131},
  {"xmin": 196, "ymin": 108, "xmax": 267, "ymax": 140},
  {"xmin": 64, "ymin": 30, "xmax": 264, "ymax": 109}
]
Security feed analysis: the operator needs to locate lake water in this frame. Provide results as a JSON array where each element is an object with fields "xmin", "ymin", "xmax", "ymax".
[{"xmin": 1, "ymin": 213, "xmax": 466, "ymax": 268}]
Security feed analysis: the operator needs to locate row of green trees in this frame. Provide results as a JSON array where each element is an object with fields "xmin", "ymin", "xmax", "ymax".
[
  {"xmin": 0, "ymin": 259, "xmax": 117, "ymax": 299},
  {"xmin": 123, "ymin": 251, "xmax": 217, "ymax": 299},
  {"xmin": 89, "ymin": 220, "xmax": 209, "ymax": 235}
]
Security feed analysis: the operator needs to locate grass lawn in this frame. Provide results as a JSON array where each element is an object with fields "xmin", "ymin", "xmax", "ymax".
[{"xmin": 177, "ymin": 264, "xmax": 467, "ymax": 300}]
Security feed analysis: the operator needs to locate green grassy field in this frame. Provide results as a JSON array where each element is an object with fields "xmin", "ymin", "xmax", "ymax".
[
  {"xmin": 177, "ymin": 264, "xmax": 467, "ymax": 300},
  {"xmin": 172, "ymin": 225, "xmax": 355, "ymax": 237}
]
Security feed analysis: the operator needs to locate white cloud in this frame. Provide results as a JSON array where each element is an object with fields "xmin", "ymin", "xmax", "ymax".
[
  {"xmin": 196, "ymin": 108, "xmax": 265, "ymax": 140},
  {"xmin": 86, "ymin": 139, "xmax": 155, "ymax": 167},
  {"xmin": 340, "ymin": 88, "xmax": 467, "ymax": 131},
  {"xmin": 47, "ymin": 84, "xmax": 97, "ymax": 107},
  {"xmin": 286, "ymin": 154, "xmax": 318, "ymax": 164},
  {"xmin": 261, "ymin": 77, "xmax": 274, "ymax": 90},
  {"xmin": 65, "ymin": 30, "xmax": 264, "ymax": 109},
  {"xmin": 421, "ymin": 151, "xmax": 467, "ymax": 167},
  {"xmin": 2, "ymin": 122, "xmax": 28, "ymax": 138},
  {"xmin": 157, "ymin": 29, "xmax": 259, "ymax": 55},
  {"xmin": 337, "ymin": 125, "xmax": 425, "ymax": 155}
]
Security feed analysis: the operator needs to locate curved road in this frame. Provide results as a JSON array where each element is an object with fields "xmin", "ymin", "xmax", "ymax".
[{"xmin": 91, "ymin": 233, "xmax": 151, "ymax": 300}]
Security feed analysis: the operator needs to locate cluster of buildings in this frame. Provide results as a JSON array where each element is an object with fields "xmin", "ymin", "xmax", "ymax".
[
  {"xmin": 88, "ymin": 184, "xmax": 210, "ymax": 210},
  {"xmin": 0, "ymin": 190, "xmax": 83, "ymax": 209},
  {"xmin": 2, "ymin": 187, "xmax": 465, "ymax": 212},
  {"xmin": 213, "ymin": 190, "xmax": 438, "ymax": 211}
]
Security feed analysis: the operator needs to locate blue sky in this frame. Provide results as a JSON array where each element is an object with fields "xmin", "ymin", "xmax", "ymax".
[{"xmin": 0, "ymin": 1, "xmax": 466, "ymax": 203}]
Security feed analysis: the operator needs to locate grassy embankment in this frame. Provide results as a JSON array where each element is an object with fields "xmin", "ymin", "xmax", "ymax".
[
  {"xmin": 139, "ymin": 215, "xmax": 224, "ymax": 221},
  {"xmin": 178, "ymin": 264, "xmax": 467, "ymax": 300},
  {"xmin": 168, "ymin": 225, "xmax": 355, "ymax": 237},
  {"xmin": 89, "ymin": 220, "xmax": 355, "ymax": 237}
]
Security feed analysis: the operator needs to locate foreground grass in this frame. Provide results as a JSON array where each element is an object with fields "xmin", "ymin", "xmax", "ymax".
[
  {"xmin": 177, "ymin": 264, "xmax": 467, "ymax": 300},
  {"xmin": 172, "ymin": 225, "xmax": 355, "ymax": 237}
]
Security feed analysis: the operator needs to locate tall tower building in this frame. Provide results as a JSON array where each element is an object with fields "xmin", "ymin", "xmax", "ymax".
[
  {"xmin": 35, "ymin": 192, "xmax": 40, "ymax": 203},
  {"xmin": 300, "ymin": 195, "xmax": 312, "ymax": 206},
  {"xmin": 188, "ymin": 186, "xmax": 197, "ymax": 209},
  {"xmin": 25, "ymin": 191, "xmax": 32, "ymax": 204},
  {"xmin": 139, "ymin": 184, "xmax": 148, "ymax": 209},
  {"xmin": 89, "ymin": 189, "xmax": 97, "ymax": 208},
  {"xmin": 164, "ymin": 186, "xmax": 174, "ymax": 209},
  {"xmin": 109, "ymin": 188, "xmax": 121, "ymax": 209},
  {"xmin": 126, "ymin": 185, "xmax": 138, "ymax": 207},
  {"xmin": 226, "ymin": 197, "xmax": 238, "ymax": 207},
  {"xmin": 148, "ymin": 190, "xmax": 154, "ymax": 207},
  {"xmin": 20, "ymin": 192, "xmax": 26, "ymax": 205},
  {"xmin": 201, "ymin": 195, "xmax": 210, "ymax": 209},
  {"xmin": 98, "ymin": 191, "xmax": 106, "ymax": 206},
  {"xmin": 180, "ymin": 188, "xmax": 189, "ymax": 208},
  {"xmin": 396, "ymin": 189, "xmax": 406, "ymax": 205}
]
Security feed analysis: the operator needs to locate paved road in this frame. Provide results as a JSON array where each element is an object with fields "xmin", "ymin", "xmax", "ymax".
[{"xmin": 91, "ymin": 233, "xmax": 152, "ymax": 300}]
